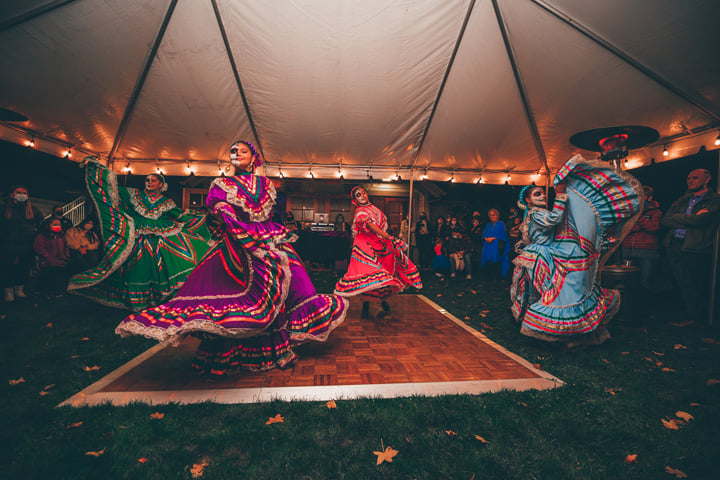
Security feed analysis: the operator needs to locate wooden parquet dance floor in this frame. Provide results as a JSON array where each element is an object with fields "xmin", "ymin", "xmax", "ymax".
[{"xmin": 60, "ymin": 295, "xmax": 562, "ymax": 406}]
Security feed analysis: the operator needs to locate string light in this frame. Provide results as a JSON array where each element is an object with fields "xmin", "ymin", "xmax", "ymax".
[
  {"xmin": 475, "ymin": 175, "xmax": 483, "ymax": 184},
  {"xmin": 715, "ymin": 132, "xmax": 720, "ymax": 146},
  {"xmin": 420, "ymin": 169, "xmax": 428, "ymax": 181},
  {"xmin": 307, "ymin": 167, "xmax": 314, "ymax": 179},
  {"xmin": 663, "ymin": 145, "xmax": 669, "ymax": 157},
  {"xmin": 63, "ymin": 149, "xmax": 72, "ymax": 159},
  {"xmin": 450, "ymin": 172, "xmax": 455, "ymax": 183},
  {"xmin": 506, "ymin": 173, "xmax": 512, "ymax": 182},
  {"xmin": 185, "ymin": 161, "xmax": 195, "ymax": 175},
  {"xmin": 122, "ymin": 162, "xmax": 132, "ymax": 174},
  {"xmin": 278, "ymin": 168, "xmax": 284, "ymax": 178},
  {"xmin": 26, "ymin": 137, "xmax": 35, "ymax": 148}
]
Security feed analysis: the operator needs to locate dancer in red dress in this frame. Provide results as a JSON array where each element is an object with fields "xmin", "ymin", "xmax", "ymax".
[{"xmin": 334, "ymin": 186, "xmax": 422, "ymax": 317}]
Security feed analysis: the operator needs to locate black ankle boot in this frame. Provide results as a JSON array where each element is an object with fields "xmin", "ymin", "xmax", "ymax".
[{"xmin": 361, "ymin": 301, "xmax": 370, "ymax": 318}]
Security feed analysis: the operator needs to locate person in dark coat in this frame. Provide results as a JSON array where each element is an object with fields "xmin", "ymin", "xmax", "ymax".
[
  {"xmin": 34, "ymin": 217, "xmax": 70, "ymax": 297},
  {"xmin": 1, "ymin": 186, "xmax": 42, "ymax": 302}
]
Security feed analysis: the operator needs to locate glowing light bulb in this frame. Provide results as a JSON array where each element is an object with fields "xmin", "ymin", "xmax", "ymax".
[{"xmin": 663, "ymin": 145, "xmax": 669, "ymax": 157}]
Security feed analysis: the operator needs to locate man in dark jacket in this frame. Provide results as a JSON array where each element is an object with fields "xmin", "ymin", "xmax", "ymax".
[
  {"xmin": 661, "ymin": 169, "xmax": 720, "ymax": 323},
  {"xmin": 622, "ymin": 186, "xmax": 662, "ymax": 296}
]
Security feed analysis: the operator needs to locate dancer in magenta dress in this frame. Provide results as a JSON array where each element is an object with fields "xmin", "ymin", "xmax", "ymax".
[
  {"xmin": 334, "ymin": 186, "xmax": 422, "ymax": 318},
  {"xmin": 116, "ymin": 141, "xmax": 348, "ymax": 374}
]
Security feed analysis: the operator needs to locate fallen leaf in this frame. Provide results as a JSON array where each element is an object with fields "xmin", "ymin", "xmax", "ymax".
[
  {"xmin": 45, "ymin": 323, "xmax": 53, "ymax": 328},
  {"xmin": 326, "ymin": 400, "xmax": 337, "ymax": 409},
  {"xmin": 150, "ymin": 412, "xmax": 164, "ymax": 419},
  {"xmin": 480, "ymin": 322, "xmax": 493, "ymax": 330},
  {"xmin": 71, "ymin": 355, "xmax": 79, "ymax": 359},
  {"xmin": 464, "ymin": 316, "xmax": 470, "ymax": 320},
  {"xmin": 643, "ymin": 357, "xmax": 654, "ymax": 362},
  {"xmin": 83, "ymin": 365, "xmax": 100, "ymax": 371},
  {"xmin": 67, "ymin": 422, "xmax": 83, "ymax": 428},
  {"xmin": 404, "ymin": 434, "xmax": 412, "ymax": 443},
  {"xmin": 138, "ymin": 458, "xmax": 148, "ymax": 464},
  {"xmin": 675, "ymin": 411, "xmax": 694, "ymax": 422},
  {"xmin": 661, "ymin": 367, "xmax": 676, "ymax": 372},
  {"xmin": 690, "ymin": 402, "xmax": 701, "ymax": 407},
  {"xmin": 669, "ymin": 321, "xmax": 693, "ymax": 327},
  {"xmin": 85, "ymin": 448, "xmax": 105, "ymax": 457},
  {"xmin": 652, "ymin": 351, "xmax": 664, "ymax": 356},
  {"xmin": 674, "ymin": 344, "xmax": 687, "ymax": 350},
  {"xmin": 445, "ymin": 430, "xmax": 456, "ymax": 436},
  {"xmin": 532, "ymin": 363, "xmax": 542, "ymax": 369},
  {"xmin": 480, "ymin": 309, "xmax": 490, "ymax": 314},
  {"xmin": 519, "ymin": 402, "xmax": 527, "ymax": 407},
  {"xmin": 9, "ymin": 377, "xmax": 25, "ymax": 385},
  {"xmin": 39, "ymin": 390, "xmax": 50, "ymax": 396},
  {"xmin": 190, "ymin": 459, "xmax": 210, "ymax": 478},
  {"xmin": 80, "ymin": 337, "xmax": 89, "ymax": 341},
  {"xmin": 656, "ymin": 361, "xmax": 664, "ymax": 367},
  {"xmin": 471, "ymin": 290, "xmax": 477, "ymax": 294},
  {"xmin": 706, "ymin": 378, "xmax": 720, "ymax": 386},
  {"xmin": 44, "ymin": 384, "xmax": 55, "ymax": 390},
  {"xmin": 664, "ymin": 466, "xmax": 687, "ymax": 478},
  {"xmin": 605, "ymin": 387, "xmax": 620, "ymax": 395},
  {"xmin": 436, "ymin": 294, "xmax": 442, "ymax": 297},
  {"xmin": 374, "ymin": 446, "xmax": 398, "ymax": 465},
  {"xmin": 661, "ymin": 418, "xmax": 680, "ymax": 430},
  {"xmin": 700, "ymin": 337, "xmax": 719, "ymax": 344},
  {"xmin": 621, "ymin": 351, "xmax": 629, "ymax": 355},
  {"xmin": 474, "ymin": 435, "xmax": 489, "ymax": 444},
  {"xmin": 265, "ymin": 414, "xmax": 284, "ymax": 425},
  {"xmin": 625, "ymin": 454, "xmax": 638, "ymax": 464}
]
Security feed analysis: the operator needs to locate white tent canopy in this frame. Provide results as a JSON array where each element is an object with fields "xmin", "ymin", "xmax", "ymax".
[{"xmin": 1, "ymin": 0, "xmax": 719, "ymax": 184}]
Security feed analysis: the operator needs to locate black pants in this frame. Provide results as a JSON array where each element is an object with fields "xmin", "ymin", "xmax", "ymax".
[
  {"xmin": 37, "ymin": 266, "xmax": 68, "ymax": 295},
  {"xmin": 0, "ymin": 252, "xmax": 34, "ymax": 288},
  {"xmin": 666, "ymin": 238, "xmax": 712, "ymax": 322}
]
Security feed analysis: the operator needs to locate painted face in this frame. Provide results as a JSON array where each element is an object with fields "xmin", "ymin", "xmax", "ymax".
[
  {"xmin": 528, "ymin": 187, "xmax": 546, "ymax": 207},
  {"xmin": 145, "ymin": 175, "xmax": 163, "ymax": 192},
  {"xmin": 488, "ymin": 210, "xmax": 500, "ymax": 222},
  {"xmin": 686, "ymin": 169, "xmax": 709, "ymax": 192},
  {"xmin": 353, "ymin": 188, "xmax": 369, "ymax": 205},
  {"xmin": 230, "ymin": 143, "xmax": 254, "ymax": 171}
]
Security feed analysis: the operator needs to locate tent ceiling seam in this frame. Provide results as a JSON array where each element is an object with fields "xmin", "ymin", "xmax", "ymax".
[
  {"xmin": 108, "ymin": 0, "xmax": 178, "ymax": 167},
  {"xmin": 492, "ymin": 0, "xmax": 548, "ymax": 174},
  {"xmin": 211, "ymin": 0, "xmax": 265, "ymax": 160},
  {"xmin": 529, "ymin": 0, "xmax": 720, "ymax": 122},
  {"xmin": 409, "ymin": 0, "xmax": 477, "ymax": 171},
  {"xmin": 0, "ymin": 0, "xmax": 78, "ymax": 33}
]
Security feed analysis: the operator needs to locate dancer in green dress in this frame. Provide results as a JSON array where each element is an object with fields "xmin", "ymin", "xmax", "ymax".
[{"xmin": 68, "ymin": 157, "xmax": 213, "ymax": 311}]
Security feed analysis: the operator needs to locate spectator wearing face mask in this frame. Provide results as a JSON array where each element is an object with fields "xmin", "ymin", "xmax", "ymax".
[
  {"xmin": 34, "ymin": 217, "xmax": 70, "ymax": 297},
  {"xmin": 40, "ymin": 204, "xmax": 73, "ymax": 233},
  {"xmin": 1, "ymin": 186, "xmax": 42, "ymax": 302}
]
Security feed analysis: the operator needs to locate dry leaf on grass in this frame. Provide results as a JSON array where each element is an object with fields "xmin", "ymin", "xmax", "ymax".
[
  {"xmin": 326, "ymin": 400, "xmax": 337, "ymax": 409},
  {"xmin": 675, "ymin": 411, "xmax": 694, "ymax": 422},
  {"xmin": 690, "ymin": 402, "xmax": 701, "ymax": 407},
  {"xmin": 150, "ymin": 412, "xmax": 164, "ymax": 419},
  {"xmin": 265, "ymin": 414, "xmax": 284, "ymax": 425},
  {"xmin": 664, "ymin": 466, "xmax": 687, "ymax": 478},
  {"xmin": 652, "ymin": 351, "xmax": 664, "ymax": 356},
  {"xmin": 138, "ymin": 458, "xmax": 148, "ymax": 463},
  {"xmin": 674, "ymin": 344, "xmax": 687, "ymax": 350},
  {"xmin": 661, "ymin": 418, "xmax": 680, "ymax": 430},
  {"xmin": 374, "ymin": 446, "xmax": 398, "ymax": 465},
  {"xmin": 83, "ymin": 365, "xmax": 100, "ymax": 372},
  {"xmin": 621, "ymin": 351, "xmax": 630, "ymax": 355},
  {"xmin": 605, "ymin": 387, "xmax": 620, "ymax": 395},
  {"xmin": 519, "ymin": 402, "xmax": 527, "ymax": 407},
  {"xmin": 471, "ymin": 290, "xmax": 477, "ymax": 294},
  {"xmin": 39, "ymin": 390, "xmax": 50, "ymax": 396},
  {"xmin": 474, "ymin": 435, "xmax": 489, "ymax": 444},
  {"xmin": 480, "ymin": 322, "xmax": 493, "ymax": 330},
  {"xmin": 436, "ymin": 294, "xmax": 442, "ymax": 297},
  {"xmin": 706, "ymin": 378, "xmax": 720, "ymax": 386},
  {"xmin": 700, "ymin": 337, "xmax": 719, "ymax": 344},
  {"xmin": 45, "ymin": 323, "xmax": 53, "ymax": 328},
  {"xmin": 602, "ymin": 359, "xmax": 610, "ymax": 364},
  {"xmin": 80, "ymin": 337, "xmax": 89, "ymax": 341},
  {"xmin": 67, "ymin": 422, "xmax": 83, "ymax": 429},
  {"xmin": 625, "ymin": 454, "xmax": 638, "ymax": 464},
  {"xmin": 71, "ymin": 355, "xmax": 79, "ymax": 359},
  {"xmin": 190, "ymin": 459, "xmax": 210, "ymax": 478},
  {"xmin": 532, "ymin": 363, "xmax": 542, "ymax": 370},
  {"xmin": 9, "ymin": 377, "xmax": 25, "ymax": 385},
  {"xmin": 445, "ymin": 430, "xmax": 456, "ymax": 436},
  {"xmin": 85, "ymin": 448, "xmax": 105, "ymax": 457},
  {"xmin": 661, "ymin": 367, "xmax": 676, "ymax": 372}
]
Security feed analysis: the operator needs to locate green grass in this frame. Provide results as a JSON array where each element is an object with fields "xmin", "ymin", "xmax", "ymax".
[{"xmin": 2, "ymin": 272, "xmax": 719, "ymax": 479}]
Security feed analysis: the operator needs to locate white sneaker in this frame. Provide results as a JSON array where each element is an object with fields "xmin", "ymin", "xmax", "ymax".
[
  {"xmin": 4, "ymin": 287, "xmax": 14, "ymax": 302},
  {"xmin": 465, "ymin": 274, "xmax": 472, "ymax": 280},
  {"xmin": 14, "ymin": 285, "xmax": 27, "ymax": 298}
]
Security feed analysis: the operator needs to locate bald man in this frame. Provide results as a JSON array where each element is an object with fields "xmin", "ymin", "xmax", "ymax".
[{"xmin": 661, "ymin": 168, "xmax": 720, "ymax": 322}]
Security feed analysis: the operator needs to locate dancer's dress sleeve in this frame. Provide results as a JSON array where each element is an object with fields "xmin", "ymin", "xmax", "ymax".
[{"xmin": 67, "ymin": 158, "xmax": 134, "ymax": 290}]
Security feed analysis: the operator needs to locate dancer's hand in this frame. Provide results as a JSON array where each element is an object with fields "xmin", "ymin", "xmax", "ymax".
[{"xmin": 555, "ymin": 181, "xmax": 567, "ymax": 194}]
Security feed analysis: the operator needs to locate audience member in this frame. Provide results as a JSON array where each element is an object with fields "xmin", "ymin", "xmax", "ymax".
[
  {"xmin": 431, "ymin": 237, "xmax": 450, "ymax": 278},
  {"xmin": 480, "ymin": 208, "xmax": 510, "ymax": 280},
  {"xmin": 333, "ymin": 213, "xmax": 350, "ymax": 233},
  {"xmin": 1, "ymin": 186, "xmax": 41, "ymax": 302},
  {"xmin": 434, "ymin": 216, "xmax": 448, "ymax": 244},
  {"xmin": 40, "ymin": 204, "xmax": 73, "ymax": 233},
  {"xmin": 447, "ymin": 222, "xmax": 472, "ymax": 279},
  {"xmin": 414, "ymin": 211, "xmax": 432, "ymax": 269},
  {"xmin": 33, "ymin": 217, "xmax": 70, "ymax": 297},
  {"xmin": 660, "ymin": 169, "xmax": 720, "ymax": 323},
  {"xmin": 507, "ymin": 207, "xmax": 522, "ymax": 257},
  {"xmin": 65, "ymin": 217, "xmax": 101, "ymax": 274},
  {"xmin": 622, "ymin": 185, "xmax": 662, "ymax": 299}
]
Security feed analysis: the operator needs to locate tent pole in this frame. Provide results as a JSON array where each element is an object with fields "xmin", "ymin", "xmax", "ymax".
[
  {"xmin": 407, "ymin": 172, "xmax": 414, "ymax": 249},
  {"xmin": 0, "ymin": 0, "xmax": 78, "ymax": 33}
]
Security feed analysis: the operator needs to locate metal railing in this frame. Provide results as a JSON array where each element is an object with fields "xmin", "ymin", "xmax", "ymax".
[{"xmin": 43, "ymin": 195, "xmax": 87, "ymax": 226}]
